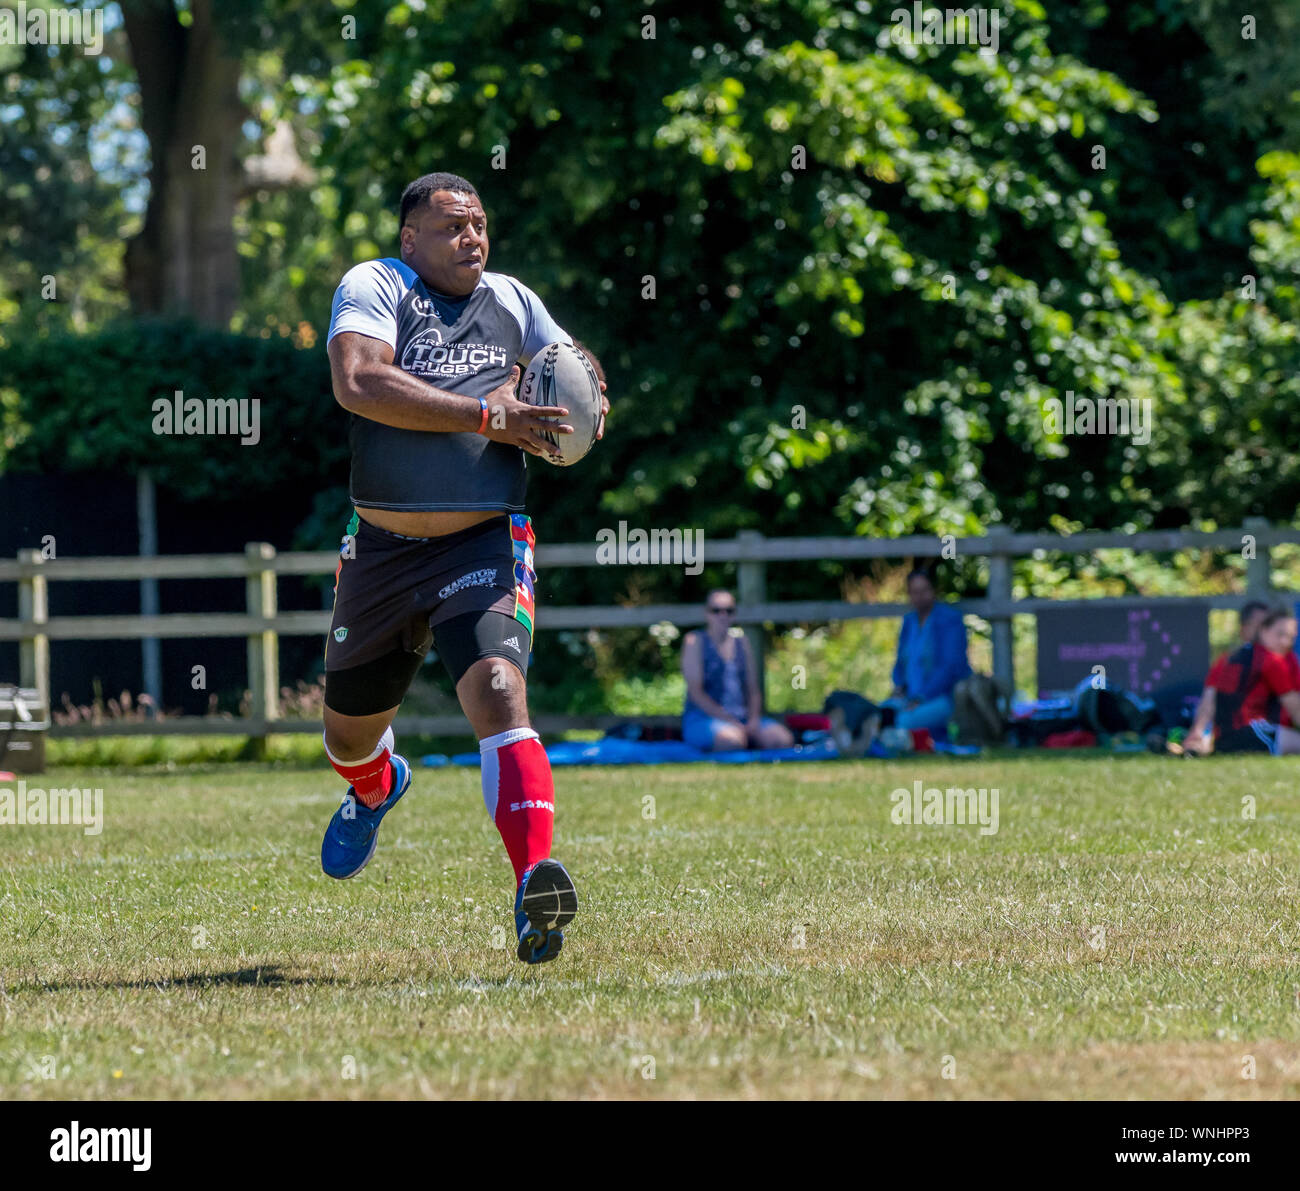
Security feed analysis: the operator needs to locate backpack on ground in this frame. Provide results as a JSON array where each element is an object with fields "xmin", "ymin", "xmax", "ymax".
[
  {"xmin": 1074, "ymin": 682, "xmax": 1160, "ymax": 736},
  {"xmin": 952, "ymin": 674, "xmax": 1010, "ymax": 746}
]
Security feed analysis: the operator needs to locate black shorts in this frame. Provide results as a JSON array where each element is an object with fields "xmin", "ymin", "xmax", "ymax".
[
  {"xmin": 1216, "ymin": 721, "xmax": 1278, "ymax": 755},
  {"xmin": 323, "ymin": 512, "xmax": 537, "ymax": 716}
]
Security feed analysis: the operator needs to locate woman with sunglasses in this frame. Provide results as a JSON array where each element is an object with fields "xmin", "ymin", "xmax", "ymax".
[{"xmin": 680, "ymin": 589, "xmax": 795, "ymax": 752}]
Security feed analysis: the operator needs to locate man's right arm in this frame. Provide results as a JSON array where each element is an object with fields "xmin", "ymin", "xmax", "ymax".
[
  {"xmin": 329, "ymin": 332, "xmax": 481, "ymax": 432},
  {"xmin": 1188, "ymin": 686, "xmax": 1215, "ymax": 734},
  {"xmin": 1186, "ymin": 686, "xmax": 1216, "ymax": 753},
  {"xmin": 328, "ymin": 332, "xmax": 570, "ymax": 458}
]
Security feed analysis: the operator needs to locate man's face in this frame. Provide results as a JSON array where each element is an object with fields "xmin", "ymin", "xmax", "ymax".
[
  {"xmin": 1241, "ymin": 608, "xmax": 1267, "ymax": 643},
  {"xmin": 907, "ymin": 576, "xmax": 936, "ymax": 614},
  {"xmin": 400, "ymin": 190, "xmax": 488, "ymax": 296},
  {"xmin": 1259, "ymin": 617, "xmax": 1297, "ymax": 655}
]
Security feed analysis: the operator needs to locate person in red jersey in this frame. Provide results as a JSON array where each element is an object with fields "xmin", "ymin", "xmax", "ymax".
[
  {"xmin": 1183, "ymin": 600, "xmax": 1269, "ymax": 753},
  {"xmin": 1199, "ymin": 609, "xmax": 1300, "ymax": 756},
  {"xmin": 317, "ymin": 172, "xmax": 608, "ymax": 964}
]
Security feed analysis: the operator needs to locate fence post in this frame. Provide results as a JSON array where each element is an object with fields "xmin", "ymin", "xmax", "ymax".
[
  {"xmin": 986, "ymin": 526, "xmax": 1015, "ymax": 694},
  {"xmin": 137, "ymin": 469, "xmax": 162, "ymax": 718},
  {"xmin": 1243, "ymin": 516, "xmax": 1272, "ymax": 598},
  {"xmin": 736, "ymin": 530, "xmax": 767, "ymax": 704},
  {"xmin": 245, "ymin": 543, "xmax": 279, "ymax": 752},
  {"xmin": 17, "ymin": 548, "xmax": 50, "ymax": 708}
]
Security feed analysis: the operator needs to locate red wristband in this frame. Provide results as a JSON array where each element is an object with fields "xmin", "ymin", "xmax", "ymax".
[{"xmin": 475, "ymin": 395, "xmax": 489, "ymax": 435}]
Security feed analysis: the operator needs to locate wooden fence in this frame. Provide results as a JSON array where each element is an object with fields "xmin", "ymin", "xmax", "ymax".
[{"xmin": 0, "ymin": 517, "xmax": 1290, "ymax": 739}]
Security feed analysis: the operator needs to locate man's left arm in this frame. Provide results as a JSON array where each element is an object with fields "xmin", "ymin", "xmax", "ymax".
[
  {"xmin": 570, "ymin": 338, "xmax": 609, "ymax": 439},
  {"xmin": 922, "ymin": 608, "xmax": 972, "ymax": 701},
  {"xmin": 513, "ymin": 278, "xmax": 610, "ymax": 439}
]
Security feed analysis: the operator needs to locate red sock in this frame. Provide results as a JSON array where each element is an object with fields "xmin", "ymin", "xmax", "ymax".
[
  {"xmin": 480, "ymin": 728, "xmax": 554, "ymax": 885},
  {"xmin": 324, "ymin": 733, "xmax": 393, "ymax": 809}
]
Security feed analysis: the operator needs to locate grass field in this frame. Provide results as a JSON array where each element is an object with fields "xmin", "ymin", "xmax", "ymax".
[{"xmin": 3, "ymin": 754, "xmax": 1299, "ymax": 1100}]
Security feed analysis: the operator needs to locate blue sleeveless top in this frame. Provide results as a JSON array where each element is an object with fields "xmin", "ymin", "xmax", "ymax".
[{"xmin": 685, "ymin": 632, "xmax": 748, "ymax": 719}]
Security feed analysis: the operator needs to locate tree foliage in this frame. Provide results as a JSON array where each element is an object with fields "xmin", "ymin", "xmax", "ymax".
[
  {"xmin": 0, "ymin": 318, "xmax": 344, "ymax": 498},
  {"xmin": 2, "ymin": 0, "xmax": 1298, "ymax": 593}
]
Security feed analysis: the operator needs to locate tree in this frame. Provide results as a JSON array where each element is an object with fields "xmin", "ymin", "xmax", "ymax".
[
  {"xmin": 6, "ymin": 0, "xmax": 334, "ymax": 327},
  {"xmin": 4, "ymin": 0, "xmax": 1297, "ymax": 582},
  {"xmin": 117, "ymin": 0, "xmax": 245, "ymax": 321},
  {"xmin": 0, "ymin": 0, "xmax": 133, "ymax": 334}
]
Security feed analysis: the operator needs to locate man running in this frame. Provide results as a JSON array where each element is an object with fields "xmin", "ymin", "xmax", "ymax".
[{"xmin": 319, "ymin": 171, "xmax": 607, "ymax": 964}]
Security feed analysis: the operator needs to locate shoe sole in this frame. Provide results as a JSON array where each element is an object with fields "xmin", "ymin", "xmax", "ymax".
[
  {"xmin": 322, "ymin": 757, "xmax": 410, "ymax": 880},
  {"xmin": 517, "ymin": 859, "xmax": 579, "ymax": 962}
]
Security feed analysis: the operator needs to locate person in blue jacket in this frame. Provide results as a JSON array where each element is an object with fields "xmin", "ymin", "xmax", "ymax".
[{"xmin": 886, "ymin": 568, "xmax": 972, "ymax": 736}]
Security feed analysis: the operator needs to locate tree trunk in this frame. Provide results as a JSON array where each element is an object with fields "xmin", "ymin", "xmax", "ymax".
[{"xmin": 121, "ymin": 0, "xmax": 245, "ymax": 326}]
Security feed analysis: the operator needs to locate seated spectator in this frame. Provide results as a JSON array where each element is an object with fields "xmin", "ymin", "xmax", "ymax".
[
  {"xmin": 1183, "ymin": 600, "xmax": 1270, "ymax": 751},
  {"xmin": 681, "ymin": 589, "xmax": 794, "ymax": 752},
  {"xmin": 1190, "ymin": 608, "xmax": 1300, "ymax": 756},
  {"xmin": 884, "ymin": 568, "xmax": 972, "ymax": 736}
]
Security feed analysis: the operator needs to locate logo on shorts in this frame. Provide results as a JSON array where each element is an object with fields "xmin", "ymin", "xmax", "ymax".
[
  {"xmin": 438, "ymin": 568, "xmax": 497, "ymax": 599},
  {"xmin": 334, "ymin": 627, "xmax": 348, "ymax": 642},
  {"xmin": 503, "ymin": 635, "xmax": 520, "ymax": 652}
]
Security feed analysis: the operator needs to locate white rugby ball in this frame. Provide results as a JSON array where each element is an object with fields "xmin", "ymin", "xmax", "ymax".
[{"xmin": 519, "ymin": 341, "xmax": 602, "ymax": 467}]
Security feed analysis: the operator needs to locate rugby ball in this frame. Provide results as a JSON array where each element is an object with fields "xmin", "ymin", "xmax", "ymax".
[{"xmin": 520, "ymin": 341, "xmax": 602, "ymax": 467}]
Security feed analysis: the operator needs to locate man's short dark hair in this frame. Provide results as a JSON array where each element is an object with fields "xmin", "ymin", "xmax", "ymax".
[
  {"xmin": 1241, "ymin": 600, "xmax": 1270, "ymax": 624},
  {"xmin": 400, "ymin": 173, "xmax": 480, "ymax": 227},
  {"xmin": 907, "ymin": 567, "xmax": 936, "ymax": 588}
]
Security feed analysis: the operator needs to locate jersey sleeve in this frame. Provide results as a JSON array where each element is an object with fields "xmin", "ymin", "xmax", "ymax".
[
  {"xmin": 1283, "ymin": 654, "xmax": 1300, "ymax": 695},
  {"xmin": 1261, "ymin": 650, "xmax": 1300, "ymax": 695},
  {"xmin": 1204, "ymin": 656, "xmax": 1230, "ymax": 691},
  {"xmin": 509, "ymin": 278, "xmax": 573, "ymax": 364},
  {"xmin": 327, "ymin": 261, "xmax": 403, "ymax": 348}
]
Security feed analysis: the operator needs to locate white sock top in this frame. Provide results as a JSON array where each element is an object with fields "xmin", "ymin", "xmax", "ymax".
[
  {"xmin": 322, "ymin": 725, "xmax": 395, "ymax": 769},
  {"xmin": 479, "ymin": 726, "xmax": 539, "ymax": 753}
]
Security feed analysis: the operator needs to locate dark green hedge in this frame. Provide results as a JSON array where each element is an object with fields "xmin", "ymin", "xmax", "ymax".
[{"xmin": 0, "ymin": 318, "xmax": 347, "ymax": 500}]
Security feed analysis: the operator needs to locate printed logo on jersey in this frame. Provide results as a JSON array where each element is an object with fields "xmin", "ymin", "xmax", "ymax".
[
  {"xmin": 401, "ymin": 327, "xmax": 509, "ymax": 380},
  {"xmin": 437, "ymin": 568, "xmax": 498, "ymax": 599},
  {"xmin": 334, "ymin": 627, "xmax": 348, "ymax": 642},
  {"xmin": 399, "ymin": 327, "xmax": 443, "ymax": 372}
]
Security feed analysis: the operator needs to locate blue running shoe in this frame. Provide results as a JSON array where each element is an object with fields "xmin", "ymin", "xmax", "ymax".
[
  {"xmin": 321, "ymin": 754, "xmax": 411, "ymax": 879},
  {"xmin": 515, "ymin": 858, "xmax": 579, "ymax": 964}
]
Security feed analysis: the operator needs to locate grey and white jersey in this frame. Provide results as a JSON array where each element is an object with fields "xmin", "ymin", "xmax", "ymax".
[{"xmin": 327, "ymin": 257, "xmax": 572, "ymax": 511}]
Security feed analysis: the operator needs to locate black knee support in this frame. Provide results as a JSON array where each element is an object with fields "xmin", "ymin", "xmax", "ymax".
[{"xmin": 324, "ymin": 649, "xmax": 424, "ymax": 717}]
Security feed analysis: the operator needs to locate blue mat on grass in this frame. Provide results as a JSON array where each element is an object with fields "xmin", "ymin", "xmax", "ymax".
[
  {"xmin": 422, "ymin": 737, "xmax": 837, "ymax": 768},
  {"xmin": 421, "ymin": 737, "xmax": 981, "ymax": 768}
]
